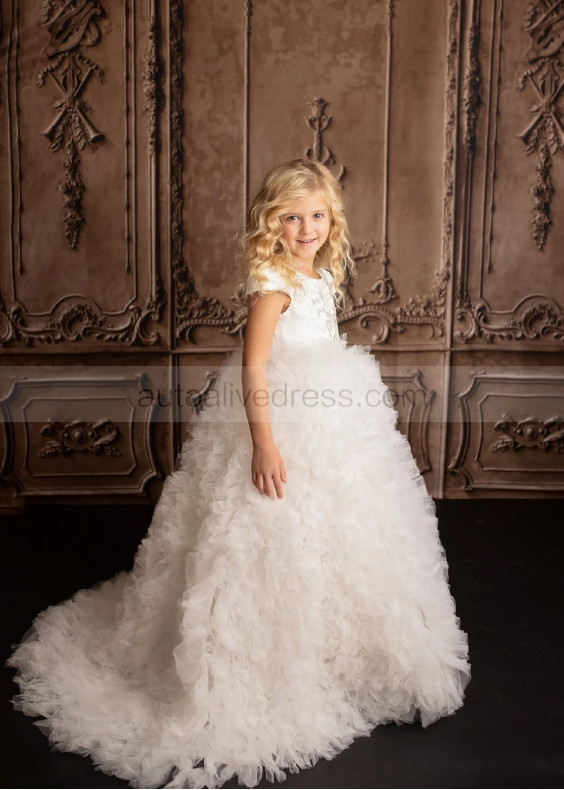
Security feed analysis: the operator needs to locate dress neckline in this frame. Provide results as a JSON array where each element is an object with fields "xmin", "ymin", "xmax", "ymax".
[{"xmin": 292, "ymin": 267, "xmax": 323, "ymax": 281}]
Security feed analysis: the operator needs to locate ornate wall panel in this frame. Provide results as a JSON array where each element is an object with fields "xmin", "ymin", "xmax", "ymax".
[
  {"xmin": 172, "ymin": 0, "xmax": 246, "ymax": 347},
  {"xmin": 173, "ymin": 0, "xmax": 461, "ymax": 350},
  {"xmin": 446, "ymin": 352, "xmax": 564, "ymax": 496},
  {"xmin": 0, "ymin": 0, "xmax": 166, "ymax": 350},
  {"xmin": 2, "ymin": 0, "xmax": 561, "ymax": 506},
  {"xmin": 378, "ymin": 351, "xmax": 447, "ymax": 498},
  {"xmin": 175, "ymin": 353, "xmax": 230, "ymax": 460},
  {"xmin": 0, "ymin": 357, "xmax": 173, "ymax": 506},
  {"xmin": 455, "ymin": 0, "xmax": 564, "ymax": 346}
]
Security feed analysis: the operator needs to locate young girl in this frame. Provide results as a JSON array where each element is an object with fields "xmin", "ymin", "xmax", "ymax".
[{"xmin": 7, "ymin": 159, "xmax": 471, "ymax": 789}]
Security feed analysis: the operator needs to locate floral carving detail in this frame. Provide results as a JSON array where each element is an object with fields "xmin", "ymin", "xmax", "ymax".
[
  {"xmin": 171, "ymin": 3, "xmax": 458, "ymax": 346},
  {"xmin": 303, "ymin": 89, "xmax": 404, "ymax": 338},
  {"xmin": 464, "ymin": 20, "xmax": 482, "ymax": 153},
  {"xmin": 0, "ymin": 277, "xmax": 165, "ymax": 346},
  {"xmin": 396, "ymin": 266, "xmax": 449, "ymax": 332},
  {"xmin": 304, "ymin": 98, "xmax": 345, "ymax": 183},
  {"xmin": 38, "ymin": 418, "xmax": 121, "ymax": 457},
  {"xmin": 517, "ymin": 0, "xmax": 564, "ymax": 250},
  {"xmin": 38, "ymin": 0, "xmax": 105, "ymax": 249},
  {"xmin": 490, "ymin": 415, "xmax": 564, "ymax": 453},
  {"xmin": 170, "ymin": 0, "xmax": 246, "ymax": 343},
  {"xmin": 143, "ymin": 13, "xmax": 164, "ymax": 156},
  {"xmin": 455, "ymin": 295, "xmax": 564, "ymax": 343},
  {"xmin": 186, "ymin": 372, "xmax": 220, "ymax": 415},
  {"xmin": 341, "ymin": 242, "xmax": 397, "ymax": 308}
]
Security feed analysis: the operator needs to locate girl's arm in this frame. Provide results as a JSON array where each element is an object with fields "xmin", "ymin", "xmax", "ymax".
[{"xmin": 242, "ymin": 290, "xmax": 290, "ymax": 498}]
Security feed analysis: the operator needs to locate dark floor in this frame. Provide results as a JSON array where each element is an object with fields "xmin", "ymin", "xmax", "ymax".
[{"xmin": 1, "ymin": 499, "xmax": 563, "ymax": 789}]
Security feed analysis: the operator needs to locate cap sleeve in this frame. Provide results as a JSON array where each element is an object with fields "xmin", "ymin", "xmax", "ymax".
[
  {"xmin": 245, "ymin": 268, "xmax": 293, "ymax": 300},
  {"xmin": 321, "ymin": 267, "xmax": 337, "ymax": 297}
]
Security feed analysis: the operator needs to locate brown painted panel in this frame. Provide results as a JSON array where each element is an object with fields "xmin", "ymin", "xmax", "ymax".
[
  {"xmin": 455, "ymin": 0, "xmax": 564, "ymax": 347},
  {"xmin": 379, "ymin": 350, "xmax": 449, "ymax": 498},
  {"xmin": 249, "ymin": 1, "xmax": 384, "ymax": 231},
  {"xmin": 446, "ymin": 351, "xmax": 564, "ymax": 496},
  {"xmin": 0, "ymin": 356, "xmax": 173, "ymax": 504},
  {"xmin": 174, "ymin": 0, "xmax": 245, "ymax": 347},
  {"xmin": 176, "ymin": 352, "xmax": 231, "ymax": 453},
  {"xmin": 387, "ymin": 0, "xmax": 449, "ymax": 319},
  {"xmin": 0, "ymin": 1, "xmax": 165, "ymax": 350},
  {"xmin": 174, "ymin": 0, "xmax": 458, "ymax": 349}
]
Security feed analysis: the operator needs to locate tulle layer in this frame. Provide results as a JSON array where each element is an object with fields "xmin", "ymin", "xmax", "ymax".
[{"xmin": 6, "ymin": 336, "xmax": 471, "ymax": 789}]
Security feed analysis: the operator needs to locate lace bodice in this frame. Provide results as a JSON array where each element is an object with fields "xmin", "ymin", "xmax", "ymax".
[{"xmin": 245, "ymin": 266, "xmax": 340, "ymax": 352}]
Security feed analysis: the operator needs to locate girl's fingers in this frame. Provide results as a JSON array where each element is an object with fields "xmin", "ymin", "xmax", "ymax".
[
  {"xmin": 273, "ymin": 475, "xmax": 284, "ymax": 499},
  {"xmin": 253, "ymin": 469, "xmax": 286, "ymax": 497}
]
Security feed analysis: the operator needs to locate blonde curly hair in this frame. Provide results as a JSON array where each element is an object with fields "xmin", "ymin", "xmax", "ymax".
[{"xmin": 236, "ymin": 159, "xmax": 355, "ymax": 307}]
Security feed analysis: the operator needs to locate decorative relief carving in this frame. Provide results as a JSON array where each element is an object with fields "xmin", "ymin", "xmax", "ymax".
[
  {"xmin": 339, "ymin": 0, "xmax": 457, "ymax": 343},
  {"xmin": 1, "ymin": 3, "xmax": 166, "ymax": 348},
  {"xmin": 171, "ymin": 0, "xmax": 246, "ymax": 344},
  {"xmin": 0, "ymin": 276, "xmax": 165, "ymax": 346},
  {"xmin": 37, "ymin": 0, "xmax": 105, "ymax": 249},
  {"xmin": 449, "ymin": 370, "xmax": 564, "ymax": 491},
  {"xmin": 143, "ymin": 12, "xmax": 164, "ymax": 156},
  {"xmin": 186, "ymin": 373, "xmax": 220, "ymax": 415},
  {"xmin": 340, "ymin": 243, "xmax": 396, "ymax": 307},
  {"xmin": 304, "ymin": 95, "xmax": 398, "ymax": 322},
  {"xmin": 517, "ymin": 0, "xmax": 564, "ymax": 250},
  {"xmin": 244, "ymin": 0, "xmax": 252, "ymax": 34},
  {"xmin": 384, "ymin": 368, "xmax": 435, "ymax": 474},
  {"xmin": 304, "ymin": 98, "xmax": 345, "ymax": 183},
  {"xmin": 455, "ymin": 293, "xmax": 564, "ymax": 343},
  {"xmin": 490, "ymin": 414, "xmax": 564, "ymax": 453},
  {"xmin": 172, "ymin": 1, "xmax": 459, "ymax": 346},
  {"xmin": 38, "ymin": 418, "xmax": 121, "ymax": 458},
  {"xmin": 456, "ymin": 0, "xmax": 564, "ymax": 344},
  {"xmin": 0, "ymin": 375, "xmax": 163, "ymax": 496},
  {"xmin": 464, "ymin": 16, "xmax": 482, "ymax": 153}
]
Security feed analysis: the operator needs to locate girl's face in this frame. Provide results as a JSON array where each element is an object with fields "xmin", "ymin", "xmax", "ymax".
[{"xmin": 278, "ymin": 190, "xmax": 331, "ymax": 265}]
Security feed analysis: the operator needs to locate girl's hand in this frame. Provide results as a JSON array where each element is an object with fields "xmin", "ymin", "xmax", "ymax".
[{"xmin": 251, "ymin": 441, "xmax": 287, "ymax": 498}]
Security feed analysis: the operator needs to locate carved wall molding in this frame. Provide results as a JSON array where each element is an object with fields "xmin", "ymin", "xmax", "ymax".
[
  {"xmin": 449, "ymin": 369, "xmax": 564, "ymax": 491},
  {"xmin": 383, "ymin": 368, "xmax": 435, "ymax": 474},
  {"xmin": 0, "ymin": 374, "xmax": 162, "ymax": 496},
  {"xmin": 173, "ymin": 0, "xmax": 459, "ymax": 347},
  {"xmin": 171, "ymin": 0, "xmax": 250, "ymax": 344},
  {"xmin": 304, "ymin": 98, "xmax": 345, "ymax": 183},
  {"xmin": 463, "ymin": 14, "xmax": 482, "ymax": 153},
  {"xmin": 143, "ymin": 10, "xmax": 164, "ymax": 157},
  {"xmin": 339, "ymin": 0, "xmax": 458, "ymax": 344},
  {"xmin": 490, "ymin": 414, "xmax": 564, "ymax": 453},
  {"xmin": 455, "ymin": 0, "xmax": 564, "ymax": 345},
  {"xmin": 517, "ymin": 0, "xmax": 564, "ymax": 250},
  {"xmin": 0, "ymin": 278, "xmax": 165, "ymax": 346},
  {"xmin": 38, "ymin": 418, "xmax": 121, "ymax": 458},
  {"xmin": 186, "ymin": 372, "xmax": 220, "ymax": 415},
  {"xmin": 37, "ymin": 0, "xmax": 106, "ymax": 250},
  {"xmin": 2, "ymin": 2, "xmax": 166, "ymax": 348},
  {"xmin": 455, "ymin": 293, "xmax": 564, "ymax": 343},
  {"xmin": 304, "ymin": 95, "xmax": 398, "ymax": 313}
]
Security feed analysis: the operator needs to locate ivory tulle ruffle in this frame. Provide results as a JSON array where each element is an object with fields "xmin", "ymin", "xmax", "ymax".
[{"xmin": 6, "ymin": 335, "xmax": 471, "ymax": 789}]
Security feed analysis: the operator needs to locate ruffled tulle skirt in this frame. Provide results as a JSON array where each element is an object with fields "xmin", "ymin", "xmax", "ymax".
[{"xmin": 6, "ymin": 336, "xmax": 470, "ymax": 789}]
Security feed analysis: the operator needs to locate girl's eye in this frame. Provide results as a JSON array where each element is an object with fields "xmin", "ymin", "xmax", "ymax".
[
  {"xmin": 314, "ymin": 213, "xmax": 325, "ymax": 219},
  {"xmin": 285, "ymin": 215, "xmax": 299, "ymax": 222}
]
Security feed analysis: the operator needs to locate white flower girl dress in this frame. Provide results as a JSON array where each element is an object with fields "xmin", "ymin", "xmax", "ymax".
[{"xmin": 7, "ymin": 265, "xmax": 471, "ymax": 789}]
